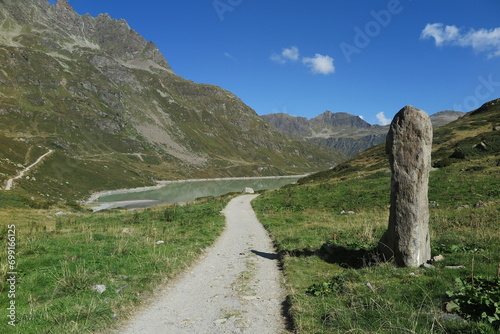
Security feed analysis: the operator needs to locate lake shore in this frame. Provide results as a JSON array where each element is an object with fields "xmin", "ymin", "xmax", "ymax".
[{"xmin": 83, "ymin": 175, "xmax": 308, "ymax": 205}]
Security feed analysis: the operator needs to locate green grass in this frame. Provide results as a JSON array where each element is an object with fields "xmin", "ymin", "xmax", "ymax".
[
  {"xmin": 0, "ymin": 196, "xmax": 229, "ymax": 333},
  {"xmin": 253, "ymin": 172, "xmax": 499, "ymax": 333},
  {"xmin": 252, "ymin": 101, "xmax": 500, "ymax": 333}
]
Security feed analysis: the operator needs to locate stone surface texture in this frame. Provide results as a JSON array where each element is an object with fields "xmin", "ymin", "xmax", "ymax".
[{"xmin": 379, "ymin": 105, "xmax": 433, "ymax": 267}]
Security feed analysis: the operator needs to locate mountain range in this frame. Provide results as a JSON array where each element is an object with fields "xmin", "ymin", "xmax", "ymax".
[
  {"xmin": 0, "ymin": 0, "xmax": 345, "ymax": 200},
  {"xmin": 262, "ymin": 110, "xmax": 465, "ymax": 156}
]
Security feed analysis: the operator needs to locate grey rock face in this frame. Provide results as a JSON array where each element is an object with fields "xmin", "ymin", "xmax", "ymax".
[
  {"xmin": 310, "ymin": 111, "xmax": 371, "ymax": 129},
  {"xmin": 379, "ymin": 106, "xmax": 433, "ymax": 267},
  {"xmin": 429, "ymin": 110, "xmax": 465, "ymax": 128},
  {"xmin": 262, "ymin": 109, "xmax": 463, "ymax": 157},
  {"xmin": 0, "ymin": 0, "xmax": 172, "ymax": 72},
  {"xmin": 311, "ymin": 133, "xmax": 387, "ymax": 157}
]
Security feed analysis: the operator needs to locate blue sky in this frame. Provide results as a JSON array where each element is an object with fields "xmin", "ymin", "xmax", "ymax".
[{"xmin": 50, "ymin": 0, "xmax": 500, "ymax": 125}]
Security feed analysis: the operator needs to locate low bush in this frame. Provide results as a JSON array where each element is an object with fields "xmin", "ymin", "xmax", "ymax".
[{"xmin": 446, "ymin": 276, "xmax": 500, "ymax": 328}]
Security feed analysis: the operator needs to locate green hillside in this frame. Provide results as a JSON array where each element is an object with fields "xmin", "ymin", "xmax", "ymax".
[
  {"xmin": 0, "ymin": 0, "xmax": 344, "ymax": 202},
  {"xmin": 253, "ymin": 99, "xmax": 500, "ymax": 333}
]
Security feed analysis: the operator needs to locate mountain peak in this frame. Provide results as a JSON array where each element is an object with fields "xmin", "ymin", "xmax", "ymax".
[
  {"xmin": 312, "ymin": 111, "xmax": 371, "ymax": 129},
  {"xmin": 0, "ymin": 0, "xmax": 172, "ymax": 72},
  {"xmin": 56, "ymin": 0, "xmax": 74, "ymax": 12}
]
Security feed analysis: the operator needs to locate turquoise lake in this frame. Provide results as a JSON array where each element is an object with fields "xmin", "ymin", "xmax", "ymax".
[{"xmin": 93, "ymin": 177, "xmax": 301, "ymax": 210}]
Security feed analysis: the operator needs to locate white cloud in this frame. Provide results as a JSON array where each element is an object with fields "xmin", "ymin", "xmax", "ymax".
[
  {"xmin": 282, "ymin": 46, "xmax": 300, "ymax": 61},
  {"xmin": 376, "ymin": 112, "xmax": 391, "ymax": 126},
  {"xmin": 421, "ymin": 23, "xmax": 460, "ymax": 46},
  {"xmin": 421, "ymin": 23, "xmax": 500, "ymax": 58},
  {"xmin": 271, "ymin": 47, "xmax": 336, "ymax": 75},
  {"xmin": 302, "ymin": 54, "xmax": 335, "ymax": 75},
  {"xmin": 270, "ymin": 46, "xmax": 300, "ymax": 64}
]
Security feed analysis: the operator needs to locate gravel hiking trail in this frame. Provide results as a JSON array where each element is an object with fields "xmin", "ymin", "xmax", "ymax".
[
  {"xmin": 120, "ymin": 195, "xmax": 290, "ymax": 334},
  {"xmin": 4, "ymin": 149, "xmax": 54, "ymax": 190}
]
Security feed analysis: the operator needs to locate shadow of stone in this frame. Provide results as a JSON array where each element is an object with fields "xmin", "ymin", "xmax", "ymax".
[
  {"xmin": 278, "ymin": 248, "xmax": 317, "ymax": 258},
  {"xmin": 250, "ymin": 249, "xmax": 278, "ymax": 260},
  {"xmin": 266, "ymin": 244, "xmax": 384, "ymax": 332},
  {"xmin": 319, "ymin": 243, "xmax": 377, "ymax": 269},
  {"xmin": 279, "ymin": 244, "xmax": 380, "ymax": 269}
]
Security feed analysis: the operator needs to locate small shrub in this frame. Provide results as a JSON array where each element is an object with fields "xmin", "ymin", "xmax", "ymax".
[
  {"xmin": 306, "ymin": 272, "xmax": 348, "ymax": 296},
  {"xmin": 162, "ymin": 206, "xmax": 179, "ymax": 222},
  {"xmin": 446, "ymin": 276, "xmax": 500, "ymax": 328},
  {"xmin": 487, "ymin": 188, "xmax": 500, "ymax": 197},
  {"xmin": 432, "ymin": 243, "xmax": 484, "ymax": 255},
  {"xmin": 52, "ymin": 262, "xmax": 93, "ymax": 296}
]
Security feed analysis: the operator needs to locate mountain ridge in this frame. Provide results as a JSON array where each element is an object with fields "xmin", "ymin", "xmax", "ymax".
[
  {"xmin": 0, "ymin": 0, "xmax": 345, "ymax": 201},
  {"xmin": 262, "ymin": 109, "xmax": 465, "ymax": 156}
]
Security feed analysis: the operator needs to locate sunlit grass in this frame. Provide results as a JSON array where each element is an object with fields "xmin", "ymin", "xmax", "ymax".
[
  {"xmin": 253, "ymin": 161, "xmax": 500, "ymax": 333},
  {"xmin": 0, "ymin": 197, "xmax": 228, "ymax": 333}
]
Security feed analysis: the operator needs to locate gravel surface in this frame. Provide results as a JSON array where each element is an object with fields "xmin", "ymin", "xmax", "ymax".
[{"xmin": 120, "ymin": 195, "xmax": 290, "ymax": 334}]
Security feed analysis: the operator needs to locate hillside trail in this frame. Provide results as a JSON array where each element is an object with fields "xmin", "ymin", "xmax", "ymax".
[
  {"xmin": 4, "ymin": 149, "xmax": 54, "ymax": 190},
  {"xmin": 119, "ymin": 195, "xmax": 291, "ymax": 334}
]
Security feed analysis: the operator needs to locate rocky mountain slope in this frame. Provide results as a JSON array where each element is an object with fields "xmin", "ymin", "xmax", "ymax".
[
  {"xmin": 262, "ymin": 110, "xmax": 465, "ymax": 157},
  {"xmin": 0, "ymin": 0, "xmax": 345, "ymax": 200},
  {"xmin": 428, "ymin": 110, "xmax": 466, "ymax": 128}
]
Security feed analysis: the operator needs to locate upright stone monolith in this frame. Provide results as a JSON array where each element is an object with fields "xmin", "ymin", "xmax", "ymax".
[{"xmin": 378, "ymin": 106, "xmax": 433, "ymax": 267}]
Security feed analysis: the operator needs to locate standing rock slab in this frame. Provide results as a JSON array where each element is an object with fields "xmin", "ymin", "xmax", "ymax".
[{"xmin": 378, "ymin": 106, "xmax": 433, "ymax": 267}]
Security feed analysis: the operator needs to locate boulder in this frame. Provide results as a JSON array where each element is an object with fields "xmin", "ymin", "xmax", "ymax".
[
  {"xmin": 378, "ymin": 106, "xmax": 433, "ymax": 267},
  {"xmin": 91, "ymin": 285, "xmax": 106, "ymax": 294},
  {"xmin": 242, "ymin": 187, "xmax": 255, "ymax": 194},
  {"xmin": 473, "ymin": 201, "xmax": 486, "ymax": 208},
  {"xmin": 473, "ymin": 141, "xmax": 488, "ymax": 151}
]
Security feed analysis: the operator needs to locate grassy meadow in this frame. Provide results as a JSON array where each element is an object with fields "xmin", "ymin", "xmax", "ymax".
[
  {"xmin": 0, "ymin": 195, "xmax": 228, "ymax": 333},
  {"xmin": 252, "ymin": 102, "xmax": 500, "ymax": 333},
  {"xmin": 253, "ymin": 168, "xmax": 499, "ymax": 333}
]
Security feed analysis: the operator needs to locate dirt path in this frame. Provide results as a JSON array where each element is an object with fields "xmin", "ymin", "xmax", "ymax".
[
  {"xmin": 4, "ymin": 149, "xmax": 54, "ymax": 190},
  {"xmin": 120, "ymin": 195, "xmax": 290, "ymax": 334}
]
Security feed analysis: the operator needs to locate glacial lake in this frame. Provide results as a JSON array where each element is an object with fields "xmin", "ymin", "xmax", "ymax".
[{"xmin": 92, "ymin": 176, "xmax": 302, "ymax": 211}]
